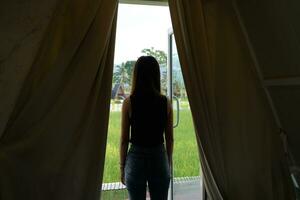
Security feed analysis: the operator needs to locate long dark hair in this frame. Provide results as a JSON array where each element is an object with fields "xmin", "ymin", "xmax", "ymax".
[{"xmin": 131, "ymin": 56, "xmax": 161, "ymax": 96}]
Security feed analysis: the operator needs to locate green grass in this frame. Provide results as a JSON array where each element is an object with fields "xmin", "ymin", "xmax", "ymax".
[
  {"xmin": 102, "ymin": 103, "xmax": 200, "ymax": 183},
  {"xmin": 101, "ymin": 190, "xmax": 128, "ymax": 199}
]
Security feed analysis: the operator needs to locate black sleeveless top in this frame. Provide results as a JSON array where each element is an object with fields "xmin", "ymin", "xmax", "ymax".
[{"xmin": 129, "ymin": 94, "xmax": 168, "ymax": 147}]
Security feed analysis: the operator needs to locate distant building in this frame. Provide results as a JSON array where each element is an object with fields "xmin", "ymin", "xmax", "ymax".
[{"xmin": 111, "ymin": 83, "xmax": 127, "ymax": 100}]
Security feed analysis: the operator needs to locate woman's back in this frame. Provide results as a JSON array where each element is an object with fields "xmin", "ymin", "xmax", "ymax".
[
  {"xmin": 120, "ymin": 56, "xmax": 173, "ymax": 200},
  {"xmin": 129, "ymin": 94, "xmax": 167, "ymax": 147}
]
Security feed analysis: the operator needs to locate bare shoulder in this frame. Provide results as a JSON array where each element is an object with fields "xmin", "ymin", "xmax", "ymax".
[
  {"xmin": 163, "ymin": 95, "xmax": 172, "ymax": 115},
  {"xmin": 122, "ymin": 97, "xmax": 132, "ymax": 116},
  {"xmin": 123, "ymin": 96, "xmax": 130, "ymax": 105},
  {"xmin": 122, "ymin": 97, "xmax": 130, "ymax": 109}
]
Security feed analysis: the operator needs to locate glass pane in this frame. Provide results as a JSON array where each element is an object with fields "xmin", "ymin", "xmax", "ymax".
[{"xmin": 171, "ymin": 34, "xmax": 202, "ymax": 198}]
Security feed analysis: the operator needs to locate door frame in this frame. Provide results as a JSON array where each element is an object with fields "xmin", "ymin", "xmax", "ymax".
[
  {"xmin": 119, "ymin": 0, "xmax": 168, "ymax": 6},
  {"xmin": 167, "ymin": 29, "xmax": 205, "ymax": 200}
]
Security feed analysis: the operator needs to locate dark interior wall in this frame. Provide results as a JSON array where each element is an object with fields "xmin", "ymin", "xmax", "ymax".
[
  {"xmin": 235, "ymin": 0, "xmax": 300, "ymax": 165},
  {"xmin": 236, "ymin": 0, "xmax": 300, "ymax": 78}
]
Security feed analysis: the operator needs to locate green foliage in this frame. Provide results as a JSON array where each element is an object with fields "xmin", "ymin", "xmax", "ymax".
[
  {"xmin": 113, "ymin": 61, "xmax": 135, "ymax": 93},
  {"xmin": 124, "ymin": 60, "xmax": 135, "ymax": 78},
  {"xmin": 141, "ymin": 47, "xmax": 167, "ymax": 65},
  {"xmin": 113, "ymin": 63, "xmax": 128, "ymax": 85},
  {"xmin": 113, "ymin": 47, "xmax": 169, "ymax": 94}
]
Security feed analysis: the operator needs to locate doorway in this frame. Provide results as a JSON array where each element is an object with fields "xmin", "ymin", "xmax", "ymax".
[{"xmin": 101, "ymin": 2, "xmax": 202, "ymax": 199}]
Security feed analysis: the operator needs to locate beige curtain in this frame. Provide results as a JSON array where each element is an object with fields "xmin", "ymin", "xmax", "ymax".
[
  {"xmin": 169, "ymin": 0, "xmax": 295, "ymax": 199},
  {"xmin": 0, "ymin": 0, "xmax": 117, "ymax": 199}
]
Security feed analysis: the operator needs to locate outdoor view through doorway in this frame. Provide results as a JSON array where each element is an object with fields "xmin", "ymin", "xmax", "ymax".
[{"xmin": 101, "ymin": 3, "xmax": 201, "ymax": 199}]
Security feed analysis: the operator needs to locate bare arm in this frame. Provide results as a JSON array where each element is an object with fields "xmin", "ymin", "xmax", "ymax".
[
  {"xmin": 165, "ymin": 98, "xmax": 174, "ymax": 166},
  {"xmin": 120, "ymin": 98, "xmax": 130, "ymax": 182}
]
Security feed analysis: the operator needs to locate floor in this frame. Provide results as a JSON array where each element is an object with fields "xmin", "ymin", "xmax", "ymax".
[
  {"xmin": 101, "ymin": 176, "xmax": 203, "ymax": 200},
  {"xmin": 170, "ymin": 176, "xmax": 203, "ymax": 200}
]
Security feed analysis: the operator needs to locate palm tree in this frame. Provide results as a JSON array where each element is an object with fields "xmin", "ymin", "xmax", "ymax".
[{"xmin": 113, "ymin": 62, "xmax": 130, "ymax": 92}]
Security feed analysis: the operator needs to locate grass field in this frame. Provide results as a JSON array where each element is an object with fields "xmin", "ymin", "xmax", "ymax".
[
  {"xmin": 101, "ymin": 190, "xmax": 128, "ymax": 199},
  {"xmin": 102, "ymin": 103, "xmax": 201, "ymax": 183}
]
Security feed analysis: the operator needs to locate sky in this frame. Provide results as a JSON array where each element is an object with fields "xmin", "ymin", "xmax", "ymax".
[{"xmin": 114, "ymin": 4, "xmax": 172, "ymax": 65}]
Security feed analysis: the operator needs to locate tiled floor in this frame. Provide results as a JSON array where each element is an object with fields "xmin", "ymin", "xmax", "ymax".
[
  {"xmin": 101, "ymin": 176, "xmax": 203, "ymax": 200},
  {"xmin": 172, "ymin": 177, "xmax": 202, "ymax": 200}
]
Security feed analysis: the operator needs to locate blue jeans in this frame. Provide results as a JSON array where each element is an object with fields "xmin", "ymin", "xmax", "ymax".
[{"xmin": 125, "ymin": 144, "xmax": 170, "ymax": 200}]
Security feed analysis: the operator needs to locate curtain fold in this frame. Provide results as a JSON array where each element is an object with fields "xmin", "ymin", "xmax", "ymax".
[
  {"xmin": 0, "ymin": 0, "xmax": 117, "ymax": 199},
  {"xmin": 169, "ymin": 0, "xmax": 295, "ymax": 199}
]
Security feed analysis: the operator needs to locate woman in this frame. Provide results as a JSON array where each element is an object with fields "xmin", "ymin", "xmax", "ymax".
[{"xmin": 119, "ymin": 56, "xmax": 174, "ymax": 200}]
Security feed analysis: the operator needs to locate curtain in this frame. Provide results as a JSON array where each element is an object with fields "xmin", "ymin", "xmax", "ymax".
[
  {"xmin": 169, "ymin": 0, "xmax": 295, "ymax": 199},
  {"xmin": 0, "ymin": 0, "xmax": 117, "ymax": 199}
]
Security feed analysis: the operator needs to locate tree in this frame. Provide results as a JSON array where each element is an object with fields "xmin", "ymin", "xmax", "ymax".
[
  {"xmin": 113, "ymin": 63, "xmax": 129, "ymax": 86},
  {"xmin": 141, "ymin": 47, "xmax": 168, "ymax": 94},
  {"xmin": 141, "ymin": 47, "xmax": 167, "ymax": 65},
  {"xmin": 113, "ymin": 60, "xmax": 135, "ymax": 93},
  {"xmin": 124, "ymin": 60, "xmax": 135, "ymax": 79},
  {"xmin": 172, "ymin": 69, "xmax": 185, "ymax": 98}
]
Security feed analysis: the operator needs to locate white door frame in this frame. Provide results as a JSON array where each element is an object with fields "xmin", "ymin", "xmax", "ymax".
[
  {"xmin": 167, "ymin": 29, "xmax": 205, "ymax": 200},
  {"xmin": 119, "ymin": 0, "xmax": 168, "ymax": 6}
]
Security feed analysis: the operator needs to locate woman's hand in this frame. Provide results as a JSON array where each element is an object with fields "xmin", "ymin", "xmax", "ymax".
[{"xmin": 120, "ymin": 167, "xmax": 125, "ymax": 185}]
